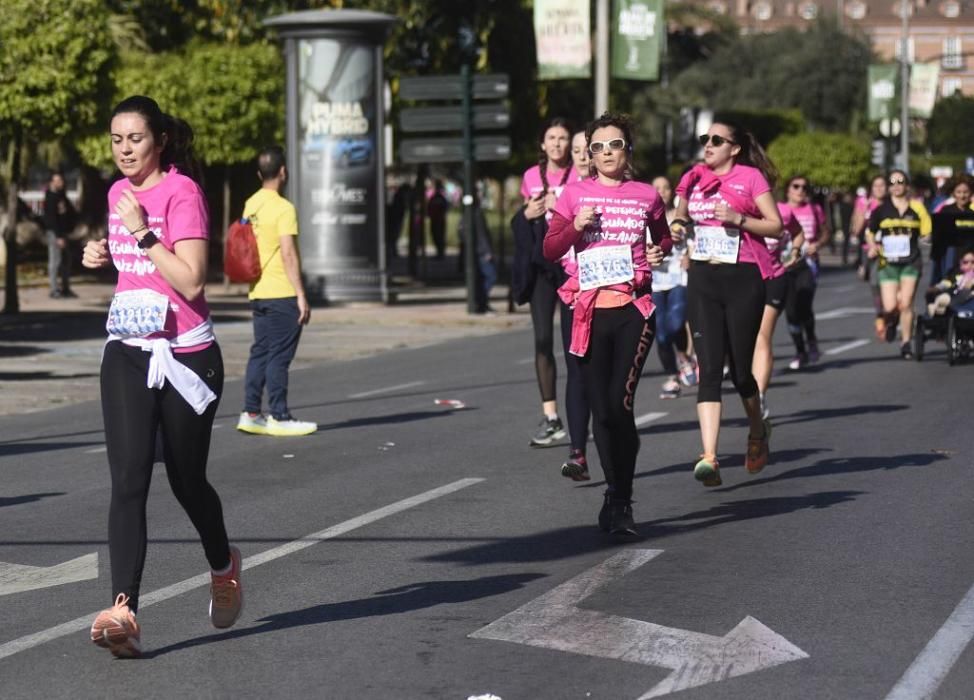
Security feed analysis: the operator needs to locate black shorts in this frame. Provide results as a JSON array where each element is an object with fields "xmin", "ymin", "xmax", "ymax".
[{"xmin": 765, "ymin": 274, "xmax": 787, "ymax": 310}]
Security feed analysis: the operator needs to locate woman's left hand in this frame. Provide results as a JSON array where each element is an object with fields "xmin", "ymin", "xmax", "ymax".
[
  {"xmin": 115, "ymin": 190, "xmax": 147, "ymax": 236},
  {"xmin": 713, "ymin": 201, "xmax": 741, "ymax": 226},
  {"xmin": 646, "ymin": 242, "xmax": 665, "ymax": 266}
]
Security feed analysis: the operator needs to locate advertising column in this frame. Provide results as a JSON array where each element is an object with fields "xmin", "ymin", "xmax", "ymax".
[{"xmin": 266, "ymin": 10, "xmax": 397, "ymax": 302}]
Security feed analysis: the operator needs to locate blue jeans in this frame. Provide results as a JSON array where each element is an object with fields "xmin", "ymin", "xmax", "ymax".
[
  {"xmin": 244, "ymin": 297, "xmax": 303, "ymax": 419},
  {"xmin": 653, "ymin": 286, "xmax": 688, "ymax": 375}
]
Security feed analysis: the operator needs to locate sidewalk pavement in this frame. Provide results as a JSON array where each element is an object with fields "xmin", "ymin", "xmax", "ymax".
[{"xmin": 0, "ymin": 278, "xmax": 529, "ymax": 417}]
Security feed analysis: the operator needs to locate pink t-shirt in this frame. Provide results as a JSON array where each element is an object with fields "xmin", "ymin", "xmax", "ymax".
[
  {"xmin": 107, "ymin": 167, "xmax": 210, "ymax": 345},
  {"xmin": 552, "ymin": 178, "xmax": 665, "ymax": 281},
  {"xmin": 521, "ymin": 163, "xmax": 572, "ymax": 224},
  {"xmin": 767, "ymin": 203, "xmax": 800, "ymax": 278},
  {"xmin": 676, "ymin": 163, "xmax": 771, "ymax": 270},
  {"xmin": 785, "ymin": 201, "xmax": 826, "ymax": 243}
]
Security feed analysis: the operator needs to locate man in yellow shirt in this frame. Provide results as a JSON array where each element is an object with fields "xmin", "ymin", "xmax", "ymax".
[{"xmin": 235, "ymin": 146, "xmax": 317, "ymax": 437}]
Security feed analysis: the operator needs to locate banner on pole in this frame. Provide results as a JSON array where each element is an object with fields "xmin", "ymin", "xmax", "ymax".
[
  {"xmin": 909, "ymin": 62, "xmax": 939, "ymax": 119},
  {"xmin": 868, "ymin": 64, "xmax": 898, "ymax": 121},
  {"xmin": 611, "ymin": 0, "xmax": 663, "ymax": 81},
  {"xmin": 534, "ymin": 0, "xmax": 592, "ymax": 80}
]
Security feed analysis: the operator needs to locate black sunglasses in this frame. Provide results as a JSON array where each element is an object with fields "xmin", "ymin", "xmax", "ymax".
[
  {"xmin": 888, "ymin": 177, "xmax": 907, "ymax": 185},
  {"xmin": 790, "ymin": 183, "xmax": 809, "ymax": 190},
  {"xmin": 699, "ymin": 134, "xmax": 735, "ymax": 147}
]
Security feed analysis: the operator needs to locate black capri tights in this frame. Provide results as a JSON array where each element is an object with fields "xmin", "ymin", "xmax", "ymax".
[
  {"xmin": 688, "ymin": 262, "xmax": 765, "ymax": 403},
  {"xmin": 101, "ymin": 341, "xmax": 229, "ymax": 613}
]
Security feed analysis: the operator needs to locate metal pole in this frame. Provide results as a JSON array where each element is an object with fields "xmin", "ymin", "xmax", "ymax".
[
  {"xmin": 899, "ymin": 0, "xmax": 910, "ymax": 174},
  {"xmin": 595, "ymin": 0, "xmax": 610, "ymax": 117},
  {"xmin": 462, "ymin": 63, "xmax": 478, "ymax": 314}
]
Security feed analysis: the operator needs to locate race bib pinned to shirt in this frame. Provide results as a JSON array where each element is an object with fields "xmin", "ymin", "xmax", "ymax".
[
  {"xmin": 881, "ymin": 234, "xmax": 911, "ymax": 261},
  {"xmin": 691, "ymin": 226, "xmax": 741, "ymax": 264},
  {"xmin": 577, "ymin": 244, "xmax": 634, "ymax": 291},
  {"xmin": 106, "ymin": 289, "xmax": 170, "ymax": 338}
]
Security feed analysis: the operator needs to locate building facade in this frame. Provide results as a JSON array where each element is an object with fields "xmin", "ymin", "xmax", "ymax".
[{"xmin": 691, "ymin": 0, "xmax": 973, "ymax": 98}]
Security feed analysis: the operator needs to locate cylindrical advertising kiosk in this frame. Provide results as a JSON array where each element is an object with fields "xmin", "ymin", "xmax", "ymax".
[{"xmin": 264, "ymin": 9, "xmax": 397, "ymax": 302}]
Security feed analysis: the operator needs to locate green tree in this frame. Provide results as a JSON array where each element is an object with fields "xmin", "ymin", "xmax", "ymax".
[
  {"xmin": 927, "ymin": 92, "xmax": 974, "ymax": 155},
  {"xmin": 0, "ymin": 0, "xmax": 115, "ymax": 313},
  {"xmin": 767, "ymin": 132, "xmax": 870, "ymax": 192}
]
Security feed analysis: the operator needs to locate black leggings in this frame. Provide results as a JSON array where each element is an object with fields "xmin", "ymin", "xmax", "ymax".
[
  {"xmin": 101, "ymin": 341, "xmax": 229, "ymax": 613},
  {"xmin": 579, "ymin": 305, "xmax": 654, "ymax": 502},
  {"xmin": 688, "ymin": 262, "xmax": 765, "ymax": 403},
  {"xmin": 529, "ymin": 273, "xmax": 565, "ymax": 404},
  {"xmin": 559, "ymin": 304, "xmax": 591, "ymax": 453},
  {"xmin": 785, "ymin": 262, "xmax": 818, "ymax": 354}
]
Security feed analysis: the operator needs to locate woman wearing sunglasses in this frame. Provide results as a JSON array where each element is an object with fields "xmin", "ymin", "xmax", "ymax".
[
  {"xmin": 671, "ymin": 122, "xmax": 783, "ymax": 487},
  {"xmin": 511, "ymin": 117, "xmax": 574, "ymax": 449},
  {"xmin": 865, "ymin": 169, "xmax": 932, "ymax": 358},
  {"xmin": 544, "ymin": 112, "xmax": 670, "ymax": 537},
  {"xmin": 780, "ymin": 175, "xmax": 831, "ymax": 370}
]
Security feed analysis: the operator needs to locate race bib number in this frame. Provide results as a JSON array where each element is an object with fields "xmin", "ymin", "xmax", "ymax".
[
  {"xmin": 577, "ymin": 245, "xmax": 634, "ymax": 291},
  {"xmin": 652, "ymin": 269, "xmax": 680, "ymax": 289},
  {"xmin": 691, "ymin": 226, "xmax": 741, "ymax": 264},
  {"xmin": 882, "ymin": 234, "xmax": 910, "ymax": 261},
  {"xmin": 106, "ymin": 289, "xmax": 169, "ymax": 338}
]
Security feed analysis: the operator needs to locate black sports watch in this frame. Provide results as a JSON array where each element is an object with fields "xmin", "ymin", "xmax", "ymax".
[{"xmin": 137, "ymin": 231, "xmax": 160, "ymax": 249}]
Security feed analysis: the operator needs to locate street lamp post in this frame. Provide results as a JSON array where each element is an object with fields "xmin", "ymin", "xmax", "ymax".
[{"xmin": 899, "ymin": 0, "xmax": 910, "ymax": 173}]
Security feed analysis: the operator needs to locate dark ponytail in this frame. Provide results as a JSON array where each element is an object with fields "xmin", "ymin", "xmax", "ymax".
[
  {"xmin": 716, "ymin": 120, "xmax": 778, "ymax": 190},
  {"xmin": 111, "ymin": 95, "xmax": 204, "ymax": 185}
]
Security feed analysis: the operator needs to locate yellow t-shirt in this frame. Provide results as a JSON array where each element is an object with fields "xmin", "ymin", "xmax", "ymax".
[{"xmin": 243, "ymin": 188, "xmax": 299, "ymax": 300}]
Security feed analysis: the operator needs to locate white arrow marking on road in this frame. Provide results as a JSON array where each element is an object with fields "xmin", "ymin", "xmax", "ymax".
[
  {"xmin": 825, "ymin": 339, "xmax": 871, "ymax": 356},
  {"xmin": 470, "ymin": 549, "xmax": 808, "ymax": 699},
  {"xmin": 0, "ymin": 553, "xmax": 98, "ymax": 597},
  {"xmin": 635, "ymin": 412, "xmax": 667, "ymax": 428}
]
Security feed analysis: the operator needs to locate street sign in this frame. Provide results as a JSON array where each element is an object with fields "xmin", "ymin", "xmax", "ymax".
[
  {"xmin": 399, "ymin": 74, "xmax": 509, "ymax": 101},
  {"xmin": 399, "ymin": 136, "xmax": 511, "ymax": 164},
  {"xmin": 400, "ymin": 104, "xmax": 510, "ymax": 133}
]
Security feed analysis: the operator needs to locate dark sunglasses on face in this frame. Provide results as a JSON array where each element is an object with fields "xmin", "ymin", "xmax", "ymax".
[
  {"xmin": 589, "ymin": 138, "xmax": 626, "ymax": 154},
  {"xmin": 889, "ymin": 177, "xmax": 907, "ymax": 185},
  {"xmin": 790, "ymin": 183, "xmax": 809, "ymax": 191},
  {"xmin": 698, "ymin": 134, "xmax": 735, "ymax": 147}
]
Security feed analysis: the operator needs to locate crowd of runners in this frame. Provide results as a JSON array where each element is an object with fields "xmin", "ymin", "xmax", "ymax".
[{"xmin": 515, "ymin": 112, "xmax": 974, "ymax": 540}]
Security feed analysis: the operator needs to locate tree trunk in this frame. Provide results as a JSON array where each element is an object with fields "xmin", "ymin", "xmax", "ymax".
[
  {"xmin": 2, "ymin": 137, "xmax": 21, "ymax": 315},
  {"xmin": 222, "ymin": 168, "xmax": 230, "ymax": 289}
]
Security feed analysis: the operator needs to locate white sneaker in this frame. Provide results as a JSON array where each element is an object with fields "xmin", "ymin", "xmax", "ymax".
[
  {"xmin": 265, "ymin": 415, "xmax": 317, "ymax": 437},
  {"xmin": 236, "ymin": 412, "xmax": 268, "ymax": 435}
]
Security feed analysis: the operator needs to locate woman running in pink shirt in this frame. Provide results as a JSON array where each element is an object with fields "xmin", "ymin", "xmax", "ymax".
[
  {"xmin": 672, "ymin": 121, "xmax": 783, "ymax": 487},
  {"xmin": 544, "ymin": 113, "xmax": 670, "ymax": 538}
]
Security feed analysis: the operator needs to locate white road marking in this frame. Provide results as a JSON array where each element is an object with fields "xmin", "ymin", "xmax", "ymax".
[
  {"xmin": 516, "ymin": 352, "xmax": 564, "ymax": 365},
  {"xmin": 83, "ymin": 446, "xmax": 106, "ymax": 454},
  {"xmin": 471, "ymin": 549, "xmax": 808, "ymax": 698},
  {"xmin": 0, "ymin": 554, "xmax": 98, "ymax": 597},
  {"xmin": 824, "ymin": 339, "xmax": 871, "ymax": 356},
  {"xmin": 884, "ymin": 580, "xmax": 974, "ymax": 700},
  {"xmin": 348, "ymin": 380, "xmax": 426, "ymax": 399},
  {"xmin": 816, "ymin": 306, "xmax": 875, "ymax": 321},
  {"xmin": 0, "ymin": 478, "xmax": 483, "ymax": 662},
  {"xmin": 635, "ymin": 412, "xmax": 667, "ymax": 427}
]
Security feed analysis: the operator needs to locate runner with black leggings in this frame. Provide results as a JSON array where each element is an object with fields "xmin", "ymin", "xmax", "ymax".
[
  {"xmin": 544, "ymin": 113, "xmax": 670, "ymax": 537},
  {"xmin": 672, "ymin": 121, "xmax": 783, "ymax": 487},
  {"xmin": 81, "ymin": 96, "xmax": 242, "ymax": 657}
]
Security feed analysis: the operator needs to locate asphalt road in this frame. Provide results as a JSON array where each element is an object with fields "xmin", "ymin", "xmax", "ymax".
[{"xmin": 1, "ymin": 267, "xmax": 972, "ymax": 700}]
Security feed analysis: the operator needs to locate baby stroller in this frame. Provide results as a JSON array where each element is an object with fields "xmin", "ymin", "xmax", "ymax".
[
  {"xmin": 914, "ymin": 292, "xmax": 974, "ymax": 365},
  {"xmin": 914, "ymin": 214, "xmax": 974, "ymax": 365}
]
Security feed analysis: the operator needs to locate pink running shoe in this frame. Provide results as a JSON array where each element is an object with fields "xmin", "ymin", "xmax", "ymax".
[
  {"xmin": 210, "ymin": 545, "xmax": 243, "ymax": 629},
  {"xmin": 90, "ymin": 593, "xmax": 141, "ymax": 658}
]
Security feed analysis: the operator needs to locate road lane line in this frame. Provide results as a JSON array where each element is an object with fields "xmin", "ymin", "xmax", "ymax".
[
  {"xmin": 348, "ymin": 380, "xmax": 426, "ymax": 399},
  {"xmin": 884, "ymin": 580, "xmax": 974, "ymax": 700},
  {"xmin": 816, "ymin": 306, "xmax": 875, "ymax": 321},
  {"xmin": 824, "ymin": 339, "xmax": 871, "ymax": 356},
  {"xmin": 0, "ymin": 478, "xmax": 484, "ymax": 662},
  {"xmin": 635, "ymin": 412, "xmax": 667, "ymax": 427},
  {"xmin": 83, "ymin": 446, "xmax": 106, "ymax": 454}
]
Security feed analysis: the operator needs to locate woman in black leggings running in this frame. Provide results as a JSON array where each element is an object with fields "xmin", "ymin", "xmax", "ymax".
[
  {"xmin": 81, "ymin": 96, "xmax": 242, "ymax": 657},
  {"xmin": 673, "ymin": 121, "xmax": 783, "ymax": 487},
  {"xmin": 544, "ymin": 113, "xmax": 670, "ymax": 537}
]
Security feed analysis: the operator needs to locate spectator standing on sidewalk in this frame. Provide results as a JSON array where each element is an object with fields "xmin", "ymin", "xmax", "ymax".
[
  {"xmin": 81, "ymin": 95, "xmax": 242, "ymax": 657},
  {"xmin": 235, "ymin": 146, "xmax": 317, "ymax": 437},
  {"xmin": 427, "ymin": 179, "xmax": 449, "ymax": 260},
  {"xmin": 43, "ymin": 171, "xmax": 77, "ymax": 298}
]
